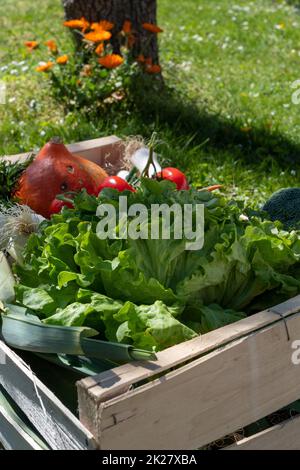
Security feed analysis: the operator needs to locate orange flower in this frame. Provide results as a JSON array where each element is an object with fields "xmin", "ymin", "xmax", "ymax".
[
  {"xmin": 90, "ymin": 22, "xmax": 99, "ymax": 31},
  {"xmin": 146, "ymin": 64, "xmax": 161, "ymax": 74},
  {"xmin": 45, "ymin": 40, "xmax": 57, "ymax": 53},
  {"xmin": 98, "ymin": 54, "xmax": 124, "ymax": 69},
  {"xmin": 142, "ymin": 23, "xmax": 163, "ymax": 33},
  {"xmin": 95, "ymin": 42, "xmax": 104, "ymax": 55},
  {"xmin": 56, "ymin": 54, "xmax": 68, "ymax": 64},
  {"xmin": 63, "ymin": 17, "xmax": 89, "ymax": 32},
  {"xmin": 84, "ymin": 30, "xmax": 111, "ymax": 42},
  {"xmin": 122, "ymin": 20, "xmax": 132, "ymax": 34},
  {"xmin": 137, "ymin": 54, "xmax": 145, "ymax": 63},
  {"xmin": 91, "ymin": 20, "xmax": 114, "ymax": 31},
  {"xmin": 24, "ymin": 41, "xmax": 38, "ymax": 50},
  {"xmin": 36, "ymin": 61, "xmax": 54, "ymax": 72},
  {"xmin": 145, "ymin": 57, "xmax": 153, "ymax": 65}
]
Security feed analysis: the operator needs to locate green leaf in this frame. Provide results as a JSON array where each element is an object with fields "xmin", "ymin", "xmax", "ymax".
[
  {"xmin": 112, "ymin": 301, "xmax": 197, "ymax": 351},
  {"xmin": 199, "ymin": 304, "xmax": 246, "ymax": 333},
  {"xmin": 43, "ymin": 302, "xmax": 94, "ymax": 327},
  {"xmin": 15, "ymin": 286, "xmax": 57, "ymax": 316}
]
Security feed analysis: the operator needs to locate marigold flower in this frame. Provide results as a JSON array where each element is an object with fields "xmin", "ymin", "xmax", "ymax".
[
  {"xmin": 142, "ymin": 23, "xmax": 163, "ymax": 33},
  {"xmin": 63, "ymin": 17, "xmax": 89, "ymax": 32},
  {"xmin": 24, "ymin": 41, "xmax": 38, "ymax": 50},
  {"xmin": 91, "ymin": 20, "xmax": 114, "ymax": 31},
  {"xmin": 56, "ymin": 54, "xmax": 68, "ymax": 64},
  {"xmin": 122, "ymin": 20, "xmax": 132, "ymax": 34},
  {"xmin": 84, "ymin": 30, "xmax": 111, "ymax": 42},
  {"xmin": 36, "ymin": 61, "xmax": 54, "ymax": 72},
  {"xmin": 95, "ymin": 42, "xmax": 104, "ymax": 55},
  {"xmin": 146, "ymin": 64, "xmax": 161, "ymax": 74},
  {"xmin": 90, "ymin": 22, "xmax": 98, "ymax": 31},
  {"xmin": 98, "ymin": 54, "xmax": 124, "ymax": 69},
  {"xmin": 137, "ymin": 54, "xmax": 145, "ymax": 63},
  {"xmin": 45, "ymin": 40, "xmax": 57, "ymax": 53}
]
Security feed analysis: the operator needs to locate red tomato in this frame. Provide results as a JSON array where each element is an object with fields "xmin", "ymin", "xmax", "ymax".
[
  {"xmin": 97, "ymin": 176, "xmax": 135, "ymax": 194},
  {"xmin": 49, "ymin": 198, "xmax": 74, "ymax": 214},
  {"xmin": 156, "ymin": 167, "xmax": 189, "ymax": 190}
]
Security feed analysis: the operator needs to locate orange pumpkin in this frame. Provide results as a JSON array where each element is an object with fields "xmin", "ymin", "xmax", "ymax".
[{"xmin": 15, "ymin": 138, "xmax": 107, "ymax": 218}]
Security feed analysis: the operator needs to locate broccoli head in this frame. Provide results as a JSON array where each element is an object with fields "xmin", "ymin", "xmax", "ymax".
[{"xmin": 263, "ymin": 188, "xmax": 300, "ymax": 229}]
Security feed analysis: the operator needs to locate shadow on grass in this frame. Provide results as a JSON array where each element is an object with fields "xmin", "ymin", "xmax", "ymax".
[
  {"xmin": 287, "ymin": 0, "xmax": 300, "ymax": 9},
  {"xmin": 130, "ymin": 77, "xmax": 300, "ymax": 169}
]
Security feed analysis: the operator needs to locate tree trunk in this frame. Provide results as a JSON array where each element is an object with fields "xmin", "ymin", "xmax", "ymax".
[{"xmin": 61, "ymin": 0, "xmax": 159, "ymax": 63}]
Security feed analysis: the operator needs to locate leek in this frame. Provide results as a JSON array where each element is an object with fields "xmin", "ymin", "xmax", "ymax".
[
  {"xmin": 1, "ymin": 307, "xmax": 157, "ymax": 363},
  {"xmin": 0, "ymin": 252, "xmax": 15, "ymax": 303}
]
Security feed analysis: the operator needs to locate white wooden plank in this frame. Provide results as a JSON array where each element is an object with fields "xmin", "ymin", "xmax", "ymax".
[
  {"xmin": 2, "ymin": 135, "xmax": 122, "ymax": 169},
  {"xmin": 0, "ymin": 340, "xmax": 96, "ymax": 450},
  {"xmin": 78, "ymin": 295, "xmax": 300, "ymax": 405},
  {"xmin": 68, "ymin": 135, "xmax": 124, "ymax": 171},
  {"xmin": 79, "ymin": 308, "xmax": 300, "ymax": 449},
  {"xmin": 68, "ymin": 135, "xmax": 120, "ymax": 154},
  {"xmin": 68, "ymin": 135, "xmax": 122, "ymax": 165},
  {"xmin": 226, "ymin": 414, "xmax": 300, "ymax": 450},
  {"xmin": 0, "ymin": 406, "xmax": 44, "ymax": 450}
]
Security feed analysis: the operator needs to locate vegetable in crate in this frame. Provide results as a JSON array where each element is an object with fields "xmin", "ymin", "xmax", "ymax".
[
  {"xmin": 156, "ymin": 167, "xmax": 189, "ymax": 190},
  {"xmin": 0, "ymin": 155, "xmax": 34, "ymax": 204},
  {"xmin": 97, "ymin": 176, "xmax": 135, "ymax": 193},
  {"xmin": 49, "ymin": 197, "xmax": 74, "ymax": 214},
  {"xmin": 263, "ymin": 188, "xmax": 300, "ymax": 230},
  {"xmin": 12, "ymin": 180, "xmax": 300, "ymax": 352},
  {"xmin": 0, "ymin": 204, "xmax": 44, "ymax": 265},
  {"xmin": 15, "ymin": 138, "xmax": 107, "ymax": 218}
]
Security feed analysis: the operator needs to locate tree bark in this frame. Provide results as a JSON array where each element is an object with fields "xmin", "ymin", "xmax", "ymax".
[{"xmin": 61, "ymin": 0, "xmax": 159, "ymax": 63}]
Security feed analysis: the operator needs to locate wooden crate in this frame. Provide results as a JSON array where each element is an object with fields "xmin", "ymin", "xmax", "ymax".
[{"xmin": 1, "ymin": 136, "xmax": 300, "ymax": 450}]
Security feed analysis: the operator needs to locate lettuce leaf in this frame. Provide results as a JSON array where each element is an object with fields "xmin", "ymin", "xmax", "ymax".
[
  {"xmin": 184, "ymin": 304, "xmax": 246, "ymax": 334},
  {"xmin": 107, "ymin": 301, "xmax": 197, "ymax": 351},
  {"xmin": 12, "ymin": 183, "xmax": 300, "ymax": 352}
]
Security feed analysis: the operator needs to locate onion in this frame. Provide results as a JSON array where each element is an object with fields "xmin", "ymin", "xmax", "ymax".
[
  {"xmin": 0, "ymin": 252, "xmax": 15, "ymax": 303},
  {"xmin": 0, "ymin": 204, "xmax": 44, "ymax": 264},
  {"xmin": 131, "ymin": 147, "xmax": 161, "ymax": 177}
]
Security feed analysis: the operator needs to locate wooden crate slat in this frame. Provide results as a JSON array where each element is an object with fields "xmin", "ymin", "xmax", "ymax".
[
  {"xmin": 226, "ymin": 414, "xmax": 300, "ymax": 450},
  {"xmin": 78, "ymin": 302, "xmax": 300, "ymax": 449},
  {"xmin": 0, "ymin": 406, "xmax": 44, "ymax": 450},
  {"xmin": 68, "ymin": 135, "xmax": 123, "ymax": 170},
  {"xmin": 77, "ymin": 295, "xmax": 300, "ymax": 405},
  {"xmin": 2, "ymin": 135, "xmax": 122, "ymax": 170},
  {"xmin": 0, "ymin": 340, "xmax": 96, "ymax": 450}
]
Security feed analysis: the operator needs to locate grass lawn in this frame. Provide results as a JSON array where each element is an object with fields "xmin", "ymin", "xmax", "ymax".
[{"xmin": 1, "ymin": 0, "xmax": 300, "ymax": 205}]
